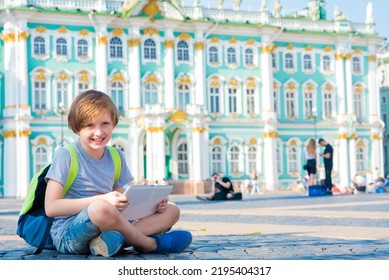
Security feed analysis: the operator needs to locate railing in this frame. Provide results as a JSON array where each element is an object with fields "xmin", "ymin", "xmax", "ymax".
[{"xmin": 0, "ymin": 0, "xmax": 374, "ymax": 35}]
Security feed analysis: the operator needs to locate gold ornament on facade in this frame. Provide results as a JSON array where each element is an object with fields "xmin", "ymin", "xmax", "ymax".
[
  {"xmin": 169, "ymin": 110, "xmax": 187, "ymax": 124},
  {"xmin": 142, "ymin": 0, "xmax": 161, "ymax": 18},
  {"xmin": 229, "ymin": 37, "xmax": 237, "ymax": 44},
  {"xmin": 247, "ymin": 81, "xmax": 255, "ymax": 88},
  {"xmin": 306, "ymin": 83, "xmax": 314, "ymax": 91},
  {"xmin": 79, "ymin": 29, "xmax": 89, "ymax": 36},
  {"xmin": 194, "ymin": 42, "xmax": 204, "ymax": 50},
  {"xmin": 128, "ymin": 38, "xmax": 141, "ymax": 47},
  {"xmin": 192, "ymin": 127, "xmax": 206, "ymax": 133},
  {"xmin": 80, "ymin": 73, "xmax": 89, "ymax": 82},
  {"xmin": 262, "ymin": 45, "xmax": 277, "ymax": 54},
  {"xmin": 286, "ymin": 43, "xmax": 294, "ymax": 50},
  {"xmin": 38, "ymin": 137, "xmax": 47, "ymax": 145},
  {"xmin": 370, "ymin": 134, "xmax": 381, "ymax": 140},
  {"xmin": 287, "ymin": 83, "xmax": 296, "ymax": 90},
  {"xmin": 354, "ymin": 84, "xmax": 363, "ymax": 94},
  {"xmin": 1, "ymin": 33, "xmax": 15, "ymax": 43},
  {"xmin": 344, "ymin": 54, "xmax": 352, "ymax": 60},
  {"xmin": 2, "ymin": 130, "xmax": 31, "ymax": 138},
  {"xmin": 324, "ymin": 84, "xmax": 333, "ymax": 92},
  {"xmin": 36, "ymin": 26, "xmax": 47, "ymax": 33},
  {"xmin": 59, "ymin": 73, "xmax": 68, "ymax": 80},
  {"xmin": 143, "ymin": 28, "xmax": 159, "ymax": 37},
  {"xmin": 246, "ymin": 39, "xmax": 255, "ymax": 45},
  {"xmin": 211, "ymin": 78, "xmax": 219, "ymax": 87},
  {"xmin": 323, "ymin": 45, "xmax": 333, "ymax": 52},
  {"xmin": 210, "ymin": 37, "xmax": 220, "ymax": 44},
  {"xmin": 249, "ymin": 138, "xmax": 257, "ymax": 145},
  {"xmin": 112, "ymin": 28, "xmax": 124, "ymax": 37},
  {"xmin": 145, "ymin": 74, "xmax": 159, "ymax": 85},
  {"xmin": 18, "ymin": 32, "xmax": 29, "ymax": 41},
  {"xmin": 98, "ymin": 36, "xmax": 108, "ymax": 45},
  {"xmin": 58, "ymin": 26, "xmax": 68, "ymax": 34},
  {"xmin": 146, "ymin": 127, "xmax": 165, "ymax": 133},
  {"xmin": 229, "ymin": 79, "xmax": 238, "ymax": 86},
  {"xmin": 213, "ymin": 138, "xmax": 221, "ymax": 145},
  {"xmin": 273, "ymin": 82, "xmax": 279, "ymax": 90},
  {"xmin": 179, "ymin": 76, "xmax": 192, "ymax": 85},
  {"xmin": 350, "ymin": 133, "xmax": 358, "ymax": 140},
  {"xmin": 111, "ymin": 72, "xmax": 125, "ymax": 83},
  {"xmin": 305, "ymin": 45, "xmax": 312, "ymax": 51},
  {"xmin": 368, "ymin": 55, "xmax": 376, "ymax": 62},
  {"xmin": 164, "ymin": 40, "xmax": 175, "ymax": 49},
  {"xmin": 338, "ymin": 133, "xmax": 349, "ymax": 140},
  {"xmin": 354, "ymin": 48, "xmax": 362, "ymax": 54},
  {"xmin": 335, "ymin": 53, "xmax": 344, "ymax": 60},
  {"xmin": 356, "ymin": 139, "xmax": 365, "ymax": 147},
  {"xmin": 37, "ymin": 70, "xmax": 46, "ymax": 81},
  {"xmin": 290, "ymin": 139, "xmax": 297, "ymax": 146},
  {"xmin": 178, "ymin": 33, "xmax": 191, "ymax": 41},
  {"xmin": 264, "ymin": 131, "xmax": 278, "ymax": 138}
]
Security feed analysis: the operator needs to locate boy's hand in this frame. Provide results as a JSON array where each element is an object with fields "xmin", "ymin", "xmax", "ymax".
[
  {"xmin": 104, "ymin": 191, "xmax": 129, "ymax": 211},
  {"xmin": 156, "ymin": 198, "xmax": 169, "ymax": 213}
]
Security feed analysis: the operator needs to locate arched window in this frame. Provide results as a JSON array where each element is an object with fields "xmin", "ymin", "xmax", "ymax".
[
  {"xmin": 144, "ymin": 83, "xmax": 158, "ymax": 105},
  {"xmin": 323, "ymin": 55, "xmax": 331, "ymax": 71},
  {"xmin": 287, "ymin": 146, "xmax": 298, "ymax": 173},
  {"xmin": 304, "ymin": 88, "xmax": 314, "ymax": 118},
  {"xmin": 248, "ymin": 146, "xmax": 257, "ymax": 173},
  {"xmin": 77, "ymin": 39, "xmax": 88, "ymax": 57},
  {"xmin": 229, "ymin": 146, "xmax": 240, "ymax": 173},
  {"xmin": 178, "ymin": 83, "xmax": 190, "ymax": 110},
  {"xmin": 303, "ymin": 54, "xmax": 312, "ymax": 71},
  {"xmin": 286, "ymin": 91, "xmax": 295, "ymax": 117},
  {"xmin": 56, "ymin": 81, "xmax": 69, "ymax": 110},
  {"xmin": 246, "ymin": 87, "xmax": 255, "ymax": 114},
  {"xmin": 209, "ymin": 46, "xmax": 218, "ymax": 63},
  {"xmin": 56, "ymin": 38, "xmax": 67, "ymax": 56},
  {"xmin": 227, "ymin": 47, "xmax": 237, "ymax": 64},
  {"xmin": 144, "ymin": 39, "xmax": 157, "ymax": 60},
  {"xmin": 34, "ymin": 36, "xmax": 46, "ymax": 55},
  {"xmin": 228, "ymin": 86, "xmax": 237, "ymax": 114},
  {"xmin": 34, "ymin": 81, "xmax": 47, "ymax": 110},
  {"xmin": 356, "ymin": 146, "xmax": 365, "ymax": 172},
  {"xmin": 110, "ymin": 37, "xmax": 123, "ymax": 58},
  {"xmin": 177, "ymin": 41, "xmax": 189, "ymax": 61},
  {"xmin": 209, "ymin": 84, "xmax": 220, "ymax": 113},
  {"xmin": 111, "ymin": 81, "xmax": 124, "ymax": 116},
  {"xmin": 211, "ymin": 146, "xmax": 222, "ymax": 174},
  {"xmin": 352, "ymin": 57, "xmax": 362, "ymax": 73},
  {"xmin": 35, "ymin": 146, "xmax": 48, "ymax": 173},
  {"xmin": 244, "ymin": 48, "xmax": 254, "ymax": 65},
  {"xmin": 177, "ymin": 143, "xmax": 188, "ymax": 176},
  {"xmin": 354, "ymin": 91, "xmax": 363, "ymax": 123},
  {"xmin": 272, "ymin": 53, "xmax": 277, "ymax": 69},
  {"xmin": 323, "ymin": 88, "xmax": 333, "ymax": 119},
  {"xmin": 285, "ymin": 53, "xmax": 294, "ymax": 69}
]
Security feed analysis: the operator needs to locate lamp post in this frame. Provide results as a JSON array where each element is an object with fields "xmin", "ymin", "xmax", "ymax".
[{"xmin": 58, "ymin": 102, "xmax": 65, "ymax": 147}]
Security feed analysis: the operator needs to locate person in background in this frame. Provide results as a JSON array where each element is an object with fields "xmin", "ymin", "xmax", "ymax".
[
  {"xmin": 351, "ymin": 174, "xmax": 366, "ymax": 194},
  {"xmin": 319, "ymin": 138, "xmax": 334, "ymax": 193},
  {"xmin": 304, "ymin": 138, "xmax": 317, "ymax": 187},
  {"xmin": 196, "ymin": 172, "xmax": 234, "ymax": 200}
]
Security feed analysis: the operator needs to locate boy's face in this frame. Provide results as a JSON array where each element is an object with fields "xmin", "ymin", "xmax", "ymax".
[{"xmin": 78, "ymin": 112, "xmax": 114, "ymax": 158}]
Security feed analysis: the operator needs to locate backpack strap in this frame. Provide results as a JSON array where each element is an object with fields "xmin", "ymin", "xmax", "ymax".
[
  {"xmin": 107, "ymin": 146, "xmax": 121, "ymax": 184},
  {"xmin": 62, "ymin": 145, "xmax": 79, "ymax": 197}
]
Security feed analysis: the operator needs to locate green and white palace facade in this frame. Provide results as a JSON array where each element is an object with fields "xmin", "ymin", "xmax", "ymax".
[{"xmin": 0, "ymin": 0, "xmax": 385, "ymax": 197}]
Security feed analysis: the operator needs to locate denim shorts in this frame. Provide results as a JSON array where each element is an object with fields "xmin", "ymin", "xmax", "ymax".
[{"xmin": 57, "ymin": 207, "xmax": 100, "ymax": 255}]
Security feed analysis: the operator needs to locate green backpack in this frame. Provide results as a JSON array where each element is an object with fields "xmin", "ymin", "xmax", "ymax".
[{"xmin": 17, "ymin": 145, "xmax": 121, "ymax": 254}]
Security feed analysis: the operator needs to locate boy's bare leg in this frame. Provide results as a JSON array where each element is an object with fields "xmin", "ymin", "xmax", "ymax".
[
  {"xmin": 133, "ymin": 203, "xmax": 180, "ymax": 236},
  {"xmin": 87, "ymin": 200, "xmax": 157, "ymax": 253}
]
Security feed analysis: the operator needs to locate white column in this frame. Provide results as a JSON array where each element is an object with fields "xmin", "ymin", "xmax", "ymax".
[
  {"xmin": 338, "ymin": 130, "xmax": 350, "ymax": 189},
  {"xmin": 146, "ymin": 129, "xmax": 154, "ymax": 182},
  {"xmin": 261, "ymin": 44, "xmax": 275, "ymax": 121},
  {"xmin": 371, "ymin": 129, "xmax": 383, "ymax": 176},
  {"xmin": 128, "ymin": 126, "xmax": 141, "ymax": 182},
  {"xmin": 345, "ymin": 54, "xmax": 354, "ymax": 116},
  {"xmin": 2, "ymin": 30, "xmax": 16, "ymax": 116},
  {"xmin": 164, "ymin": 29, "xmax": 175, "ymax": 109},
  {"xmin": 95, "ymin": 29, "xmax": 108, "ymax": 93},
  {"xmin": 335, "ymin": 53, "xmax": 347, "ymax": 117},
  {"xmin": 368, "ymin": 54, "xmax": 379, "ymax": 122},
  {"xmin": 154, "ymin": 129, "xmax": 166, "ymax": 181},
  {"xmin": 263, "ymin": 125, "xmax": 278, "ymax": 190},
  {"xmin": 18, "ymin": 30, "xmax": 29, "ymax": 107},
  {"xmin": 348, "ymin": 136, "xmax": 357, "ymax": 182},
  {"xmin": 128, "ymin": 35, "xmax": 142, "ymax": 112},
  {"xmin": 194, "ymin": 31, "xmax": 206, "ymax": 106}
]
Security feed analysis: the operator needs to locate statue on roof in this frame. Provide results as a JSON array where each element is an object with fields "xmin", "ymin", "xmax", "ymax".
[
  {"xmin": 217, "ymin": 0, "xmax": 224, "ymax": 10},
  {"xmin": 309, "ymin": 0, "xmax": 319, "ymax": 20},
  {"xmin": 261, "ymin": 0, "xmax": 267, "ymax": 12},
  {"xmin": 273, "ymin": 0, "xmax": 282, "ymax": 18},
  {"xmin": 121, "ymin": 0, "xmax": 138, "ymax": 13},
  {"xmin": 334, "ymin": 6, "xmax": 349, "ymax": 21},
  {"xmin": 366, "ymin": 2, "xmax": 375, "ymax": 25}
]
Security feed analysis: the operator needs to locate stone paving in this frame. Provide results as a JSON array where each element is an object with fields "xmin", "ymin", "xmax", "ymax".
[{"xmin": 0, "ymin": 192, "xmax": 389, "ymax": 260}]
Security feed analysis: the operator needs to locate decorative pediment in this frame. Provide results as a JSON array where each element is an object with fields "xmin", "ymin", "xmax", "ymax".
[{"xmin": 121, "ymin": 0, "xmax": 184, "ymax": 21}]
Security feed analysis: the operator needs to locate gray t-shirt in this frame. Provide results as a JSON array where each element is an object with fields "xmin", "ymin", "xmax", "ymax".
[{"xmin": 45, "ymin": 140, "xmax": 133, "ymax": 249}]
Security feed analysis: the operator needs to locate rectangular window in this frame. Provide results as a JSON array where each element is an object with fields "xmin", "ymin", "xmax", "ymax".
[
  {"xmin": 246, "ymin": 88, "xmax": 255, "ymax": 114},
  {"xmin": 228, "ymin": 88, "xmax": 237, "ymax": 114},
  {"xmin": 210, "ymin": 87, "xmax": 220, "ymax": 113}
]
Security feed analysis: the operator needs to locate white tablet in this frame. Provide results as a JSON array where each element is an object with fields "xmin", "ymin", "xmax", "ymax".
[{"xmin": 121, "ymin": 185, "xmax": 173, "ymax": 220}]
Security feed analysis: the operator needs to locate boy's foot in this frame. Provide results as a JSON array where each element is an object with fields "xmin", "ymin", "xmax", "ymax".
[
  {"xmin": 195, "ymin": 195, "xmax": 208, "ymax": 200},
  {"xmin": 89, "ymin": 231, "xmax": 125, "ymax": 257},
  {"xmin": 151, "ymin": 230, "xmax": 192, "ymax": 254}
]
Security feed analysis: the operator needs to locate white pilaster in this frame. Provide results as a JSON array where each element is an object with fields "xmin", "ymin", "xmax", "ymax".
[
  {"xmin": 345, "ymin": 55, "xmax": 354, "ymax": 116},
  {"xmin": 263, "ymin": 125, "xmax": 278, "ymax": 190},
  {"xmin": 128, "ymin": 28, "xmax": 142, "ymax": 115},
  {"xmin": 153, "ymin": 129, "xmax": 166, "ymax": 181},
  {"xmin": 368, "ymin": 52, "xmax": 379, "ymax": 123},
  {"xmin": 335, "ymin": 53, "xmax": 347, "ymax": 118},
  {"xmin": 348, "ymin": 137, "xmax": 356, "ymax": 182},
  {"xmin": 261, "ymin": 44, "xmax": 276, "ymax": 121},
  {"xmin": 164, "ymin": 28, "xmax": 175, "ymax": 109},
  {"xmin": 338, "ymin": 128, "xmax": 350, "ymax": 189},
  {"xmin": 194, "ymin": 31, "xmax": 206, "ymax": 106},
  {"xmin": 95, "ymin": 27, "xmax": 108, "ymax": 93},
  {"xmin": 128, "ymin": 125, "xmax": 141, "ymax": 182}
]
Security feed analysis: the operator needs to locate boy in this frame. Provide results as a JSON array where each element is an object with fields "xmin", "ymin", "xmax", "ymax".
[{"xmin": 45, "ymin": 90, "xmax": 191, "ymax": 257}]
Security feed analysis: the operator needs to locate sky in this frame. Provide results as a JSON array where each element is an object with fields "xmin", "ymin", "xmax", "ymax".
[{"xmin": 181, "ymin": 0, "xmax": 389, "ymax": 41}]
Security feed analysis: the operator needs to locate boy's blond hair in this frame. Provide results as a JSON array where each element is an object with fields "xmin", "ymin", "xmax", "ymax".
[{"xmin": 68, "ymin": 90, "xmax": 119, "ymax": 134}]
